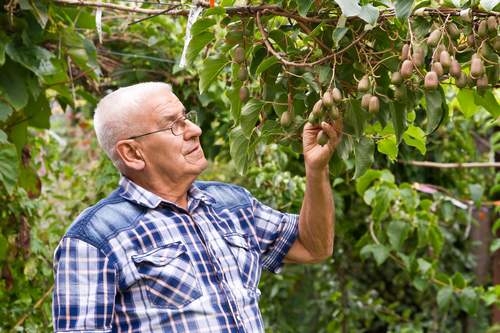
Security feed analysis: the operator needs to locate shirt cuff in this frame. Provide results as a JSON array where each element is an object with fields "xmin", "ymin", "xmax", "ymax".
[{"xmin": 261, "ymin": 213, "xmax": 299, "ymax": 274}]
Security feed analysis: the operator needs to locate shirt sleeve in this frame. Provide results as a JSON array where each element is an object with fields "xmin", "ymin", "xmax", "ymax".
[
  {"xmin": 249, "ymin": 195, "xmax": 299, "ymax": 273},
  {"xmin": 52, "ymin": 237, "xmax": 116, "ymax": 333}
]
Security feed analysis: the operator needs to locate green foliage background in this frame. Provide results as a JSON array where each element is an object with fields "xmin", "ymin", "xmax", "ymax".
[{"xmin": 0, "ymin": 0, "xmax": 499, "ymax": 332}]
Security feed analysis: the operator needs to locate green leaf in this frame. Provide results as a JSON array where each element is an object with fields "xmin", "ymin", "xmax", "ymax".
[
  {"xmin": 0, "ymin": 101, "xmax": 13, "ymax": 122},
  {"xmin": 468, "ymin": 184, "xmax": 484, "ymax": 205},
  {"xmin": 480, "ymin": 0, "xmax": 500, "ymax": 11},
  {"xmin": 190, "ymin": 17, "xmax": 216, "ymax": 36},
  {"xmin": 343, "ymin": 99, "xmax": 367, "ymax": 139},
  {"xmin": 25, "ymin": 91, "xmax": 51, "ymax": 129},
  {"xmin": 474, "ymin": 90, "xmax": 500, "ymax": 117},
  {"xmin": 295, "ymin": 0, "xmax": 314, "ymax": 16},
  {"xmin": 424, "ymin": 88, "xmax": 446, "ymax": 134},
  {"xmin": 417, "ymin": 258, "xmax": 432, "ymax": 274},
  {"xmin": 387, "ymin": 220, "xmax": 410, "ymax": 251},
  {"xmin": 356, "ymin": 169, "xmax": 381, "ymax": 195},
  {"xmin": 334, "ymin": 0, "xmax": 361, "ymax": 16},
  {"xmin": 490, "ymin": 239, "xmax": 500, "ymax": 253},
  {"xmin": 332, "ymin": 27, "xmax": 349, "ymax": 48},
  {"xmin": 460, "ymin": 287, "xmax": 478, "ymax": 315},
  {"xmin": 0, "ymin": 130, "xmax": 7, "ymax": 143},
  {"xmin": 402, "ymin": 125, "xmax": 426, "ymax": 155},
  {"xmin": 255, "ymin": 56, "xmax": 279, "ymax": 76},
  {"xmin": 391, "ymin": 102, "xmax": 406, "ymax": 144},
  {"xmin": 437, "ymin": 286, "xmax": 453, "ymax": 310},
  {"xmin": 187, "ymin": 31, "xmax": 214, "ymax": 64},
  {"xmin": 428, "ymin": 224, "xmax": 444, "ymax": 256},
  {"xmin": 353, "ymin": 136, "xmax": 374, "ymax": 179},
  {"xmin": 0, "ymin": 60, "xmax": 29, "ymax": 110},
  {"xmin": 0, "ymin": 142, "xmax": 19, "ymax": 194},
  {"xmin": 372, "ymin": 187, "xmax": 394, "ymax": 222},
  {"xmin": 0, "ymin": 31, "xmax": 10, "ymax": 66},
  {"xmin": 358, "ymin": 4, "xmax": 379, "ymax": 25},
  {"xmin": 395, "ymin": 0, "xmax": 414, "ymax": 20},
  {"xmin": 199, "ymin": 57, "xmax": 229, "ymax": 93},
  {"xmin": 377, "ymin": 135, "xmax": 398, "ymax": 161},
  {"xmin": 229, "ymin": 126, "xmax": 250, "ymax": 174},
  {"xmin": 452, "ymin": 272, "xmax": 466, "ymax": 289},
  {"xmin": 6, "ymin": 42, "xmax": 68, "ymax": 84},
  {"xmin": 456, "ymin": 89, "xmax": 477, "ymax": 118},
  {"xmin": 241, "ymin": 99, "xmax": 265, "ymax": 138},
  {"xmin": 360, "ymin": 244, "xmax": 390, "ymax": 265}
]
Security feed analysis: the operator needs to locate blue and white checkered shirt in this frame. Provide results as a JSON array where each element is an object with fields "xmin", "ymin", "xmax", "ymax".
[{"xmin": 52, "ymin": 177, "xmax": 299, "ymax": 332}]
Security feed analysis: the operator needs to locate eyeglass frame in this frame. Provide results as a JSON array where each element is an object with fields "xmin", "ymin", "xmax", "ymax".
[{"xmin": 126, "ymin": 110, "xmax": 198, "ymax": 140}]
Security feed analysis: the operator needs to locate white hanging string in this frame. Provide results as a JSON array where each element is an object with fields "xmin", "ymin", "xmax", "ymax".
[{"xmin": 179, "ymin": 4, "xmax": 203, "ymax": 68}]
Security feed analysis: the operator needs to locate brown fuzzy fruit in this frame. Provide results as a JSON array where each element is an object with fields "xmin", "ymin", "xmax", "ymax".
[
  {"xmin": 476, "ymin": 74, "xmax": 488, "ymax": 91},
  {"xmin": 427, "ymin": 29, "xmax": 442, "ymax": 47},
  {"xmin": 400, "ymin": 43, "xmax": 410, "ymax": 61},
  {"xmin": 424, "ymin": 71, "xmax": 439, "ymax": 90},
  {"xmin": 312, "ymin": 99, "xmax": 323, "ymax": 115},
  {"xmin": 439, "ymin": 50, "xmax": 451, "ymax": 70},
  {"xmin": 233, "ymin": 46, "xmax": 245, "ymax": 64},
  {"xmin": 329, "ymin": 105, "xmax": 340, "ymax": 120},
  {"xmin": 449, "ymin": 58, "xmax": 462, "ymax": 78},
  {"xmin": 493, "ymin": 36, "xmax": 500, "ymax": 53},
  {"xmin": 357, "ymin": 75, "xmax": 370, "ymax": 92},
  {"xmin": 391, "ymin": 71, "xmax": 403, "ymax": 85},
  {"xmin": 322, "ymin": 90, "xmax": 334, "ymax": 108},
  {"xmin": 316, "ymin": 130, "xmax": 329, "ymax": 146},
  {"xmin": 447, "ymin": 22, "xmax": 460, "ymax": 39},
  {"xmin": 368, "ymin": 95, "xmax": 380, "ymax": 113},
  {"xmin": 470, "ymin": 56, "xmax": 484, "ymax": 79},
  {"xmin": 280, "ymin": 111, "xmax": 293, "ymax": 127},
  {"xmin": 237, "ymin": 67, "xmax": 248, "ymax": 81},
  {"xmin": 487, "ymin": 16, "xmax": 498, "ymax": 34},
  {"xmin": 400, "ymin": 60, "xmax": 414, "ymax": 79},
  {"xmin": 331, "ymin": 88, "xmax": 342, "ymax": 103},
  {"xmin": 239, "ymin": 86, "xmax": 250, "ymax": 102},
  {"xmin": 431, "ymin": 62, "xmax": 444, "ymax": 77},
  {"xmin": 361, "ymin": 93, "xmax": 372, "ymax": 110},
  {"xmin": 412, "ymin": 47, "xmax": 425, "ymax": 67},
  {"xmin": 478, "ymin": 20, "xmax": 488, "ymax": 38}
]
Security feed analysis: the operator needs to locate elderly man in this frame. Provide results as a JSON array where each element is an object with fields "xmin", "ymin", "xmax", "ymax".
[{"xmin": 52, "ymin": 82, "xmax": 341, "ymax": 332}]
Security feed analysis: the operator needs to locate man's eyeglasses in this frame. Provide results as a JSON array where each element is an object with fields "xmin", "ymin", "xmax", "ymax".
[{"xmin": 127, "ymin": 111, "xmax": 198, "ymax": 140}]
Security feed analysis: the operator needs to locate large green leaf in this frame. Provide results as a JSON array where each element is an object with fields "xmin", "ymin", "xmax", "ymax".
[
  {"xmin": 190, "ymin": 17, "xmax": 216, "ymax": 36},
  {"xmin": 6, "ymin": 42, "xmax": 68, "ymax": 84},
  {"xmin": 460, "ymin": 287, "xmax": 479, "ymax": 315},
  {"xmin": 424, "ymin": 88, "xmax": 446, "ymax": 134},
  {"xmin": 0, "ymin": 31, "xmax": 10, "ymax": 66},
  {"xmin": 255, "ymin": 56, "xmax": 279, "ymax": 76},
  {"xmin": 391, "ymin": 101, "xmax": 406, "ymax": 143},
  {"xmin": 353, "ymin": 136, "xmax": 374, "ymax": 179},
  {"xmin": 360, "ymin": 244, "xmax": 390, "ymax": 265},
  {"xmin": 229, "ymin": 126, "xmax": 250, "ymax": 174},
  {"xmin": 402, "ymin": 125, "xmax": 426, "ymax": 155},
  {"xmin": 0, "ymin": 142, "xmax": 19, "ymax": 194},
  {"xmin": 295, "ymin": 0, "xmax": 314, "ymax": 16},
  {"xmin": 356, "ymin": 169, "xmax": 381, "ymax": 195},
  {"xmin": 187, "ymin": 31, "xmax": 214, "ymax": 64},
  {"xmin": 377, "ymin": 135, "xmax": 398, "ymax": 161},
  {"xmin": 240, "ymin": 99, "xmax": 265, "ymax": 138},
  {"xmin": 474, "ymin": 90, "xmax": 500, "ymax": 117},
  {"xmin": 437, "ymin": 286, "xmax": 453, "ymax": 310},
  {"xmin": 199, "ymin": 57, "xmax": 229, "ymax": 93},
  {"xmin": 394, "ymin": 0, "xmax": 414, "ymax": 20},
  {"xmin": 372, "ymin": 186, "xmax": 395, "ymax": 222},
  {"xmin": 25, "ymin": 93, "xmax": 50, "ymax": 129},
  {"xmin": 0, "ymin": 61, "xmax": 29, "ymax": 110},
  {"xmin": 387, "ymin": 220, "xmax": 410, "ymax": 251},
  {"xmin": 456, "ymin": 88, "xmax": 477, "ymax": 118},
  {"xmin": 0, "ymin": 101, "xmax": 13, "ymax": 122}
]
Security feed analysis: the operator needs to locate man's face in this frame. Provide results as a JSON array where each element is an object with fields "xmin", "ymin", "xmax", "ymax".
[{"xmin": 132, "ymin": 88, "xmax": 208, "ymax": 182}]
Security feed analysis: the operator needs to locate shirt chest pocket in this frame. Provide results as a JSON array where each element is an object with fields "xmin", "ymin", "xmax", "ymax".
[
  {"xmin": 223, "ymin": 233, "xmax": 261, "ymax": 290},
  {"xmin": 132, "ymin": 242, "xmax": 202, "ymax": 309}
]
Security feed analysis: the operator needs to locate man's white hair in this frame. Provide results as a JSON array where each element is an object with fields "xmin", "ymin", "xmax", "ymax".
[{"xmin": 93, "ymin": 82, "xmax": 172, "ymax": 170}]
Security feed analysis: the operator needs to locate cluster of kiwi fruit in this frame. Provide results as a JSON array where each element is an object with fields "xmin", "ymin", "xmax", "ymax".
[
  {"xmin": 391, "ymin": 15, "xmax": 499, "ymax": 96},
  {"xmin": 304, "ymin": 87, "xmax": 343, "ymax": 146},
  {"xmin": 232, "ymin": 45, "xmax": 250, "ymax": 103}
]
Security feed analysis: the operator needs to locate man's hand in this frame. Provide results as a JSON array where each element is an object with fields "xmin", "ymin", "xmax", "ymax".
[{"xmin": 302, "ymin": 120, "xmax": 343, "ymax": 171}]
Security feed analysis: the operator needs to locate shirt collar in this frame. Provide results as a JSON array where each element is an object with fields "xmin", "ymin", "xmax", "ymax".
[{"xmin": 118, "ymin": 177, "xmax": 216, "ymax": 209}]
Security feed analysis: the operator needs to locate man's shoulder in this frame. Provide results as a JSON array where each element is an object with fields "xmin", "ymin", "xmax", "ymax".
[
  {"xmin": 64, "ymin": 189, "xmax": 146, "ymax": 248},
  {"xmin": 195, "ymin": 180, "xmax": 253, "ymax": 210}
]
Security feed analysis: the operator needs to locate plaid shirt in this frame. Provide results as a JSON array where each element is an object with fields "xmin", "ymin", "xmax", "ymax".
[{"xmin": 52, "ymin": 177, "xmax": 299, "ymax": 332}]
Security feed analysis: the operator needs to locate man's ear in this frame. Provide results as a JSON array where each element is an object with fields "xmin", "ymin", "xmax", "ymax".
[{"xmin": 115, "ymin": 140, "xmax": 145, "ymax": 171}]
